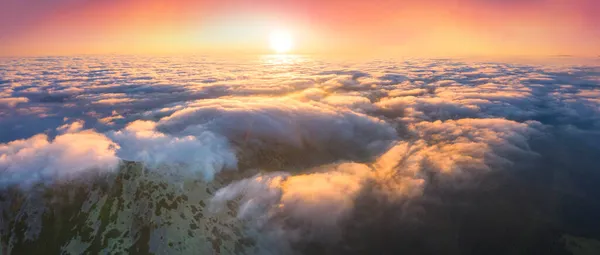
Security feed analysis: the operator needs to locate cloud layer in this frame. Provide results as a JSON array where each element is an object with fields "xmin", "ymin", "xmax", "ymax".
[{"xmin": 1, "ymin": 56, "xmax": 599, "ymax": 253}]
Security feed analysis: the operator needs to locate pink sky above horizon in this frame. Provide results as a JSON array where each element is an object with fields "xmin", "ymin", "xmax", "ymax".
[{"xmin": 1, "ymin": 0, "xmax": 599, "ymax": 57}]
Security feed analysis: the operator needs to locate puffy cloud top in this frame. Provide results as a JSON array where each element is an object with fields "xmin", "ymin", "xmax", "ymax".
[{"xmin": 0, "ymin": 131, "xmax": 120, "ymax": 187}]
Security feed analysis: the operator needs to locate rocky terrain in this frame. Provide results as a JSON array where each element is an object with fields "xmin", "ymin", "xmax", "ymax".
[{"xmin": 0, "ymin": 161, "xmax": 254, "ymax": 254}]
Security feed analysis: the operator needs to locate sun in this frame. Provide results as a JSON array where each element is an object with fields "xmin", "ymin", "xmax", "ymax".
[{"xmin": 269, "ymin": 30, "xmax": 293, "ymax": 54}]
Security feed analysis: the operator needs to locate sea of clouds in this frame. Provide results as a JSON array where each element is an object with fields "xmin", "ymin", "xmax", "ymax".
[{"xmin": 1, "ymin": 55, "xmax": 599, "ymax": 254}]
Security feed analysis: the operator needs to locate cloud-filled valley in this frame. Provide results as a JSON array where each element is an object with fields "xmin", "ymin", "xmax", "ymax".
[{"xmin": 1, "ymin": 55, "xmax": 600, "ymax": 254}]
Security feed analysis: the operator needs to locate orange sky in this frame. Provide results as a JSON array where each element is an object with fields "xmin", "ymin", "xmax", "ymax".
[{"xmin": 0, "ymin": 0, "xmax": 598, "ymax": 57}]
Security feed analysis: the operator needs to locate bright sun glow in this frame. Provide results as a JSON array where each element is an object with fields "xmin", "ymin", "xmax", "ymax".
[{"xmin": 269, "ymin": 30, "xmax": 293, "ymax": 54}]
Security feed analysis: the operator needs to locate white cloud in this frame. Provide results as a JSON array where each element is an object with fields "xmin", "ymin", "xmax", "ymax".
[
  {"xmin": 0, "ymin": 97, "xmax": 28, "ymax": 107},
  {"xmin": 94, "ymin": 98, "xmax": 136, "ymax": 104},
  {"xmin": 57, "ymin": 120, "xmax": 85, "ymax": 133},
  {"xmin": 0, "ymin": 131, "xmax": 120, "ymax": 188},
  {"xmin": 210, "ymin": 163, "xmax": 373, "ymax": 245},
  {"xmin": 321, "ymin": 94, "xmax": 372, "ymax": 109},
  {"xmin": 156, "ymin": 97, "xmax": 397, "ymax": 162},
  {"xmin": 387, "ymin": 88, "xmax": 428, "ymax": 97},
  {"xmin": 109, "ymin": 120, "xmax": 237, "ymax": 180}
]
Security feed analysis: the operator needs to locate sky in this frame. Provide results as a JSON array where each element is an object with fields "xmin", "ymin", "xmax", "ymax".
[{"xmin": 0, "ymin": 0, "xmax": 599, "ymax": 57}]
